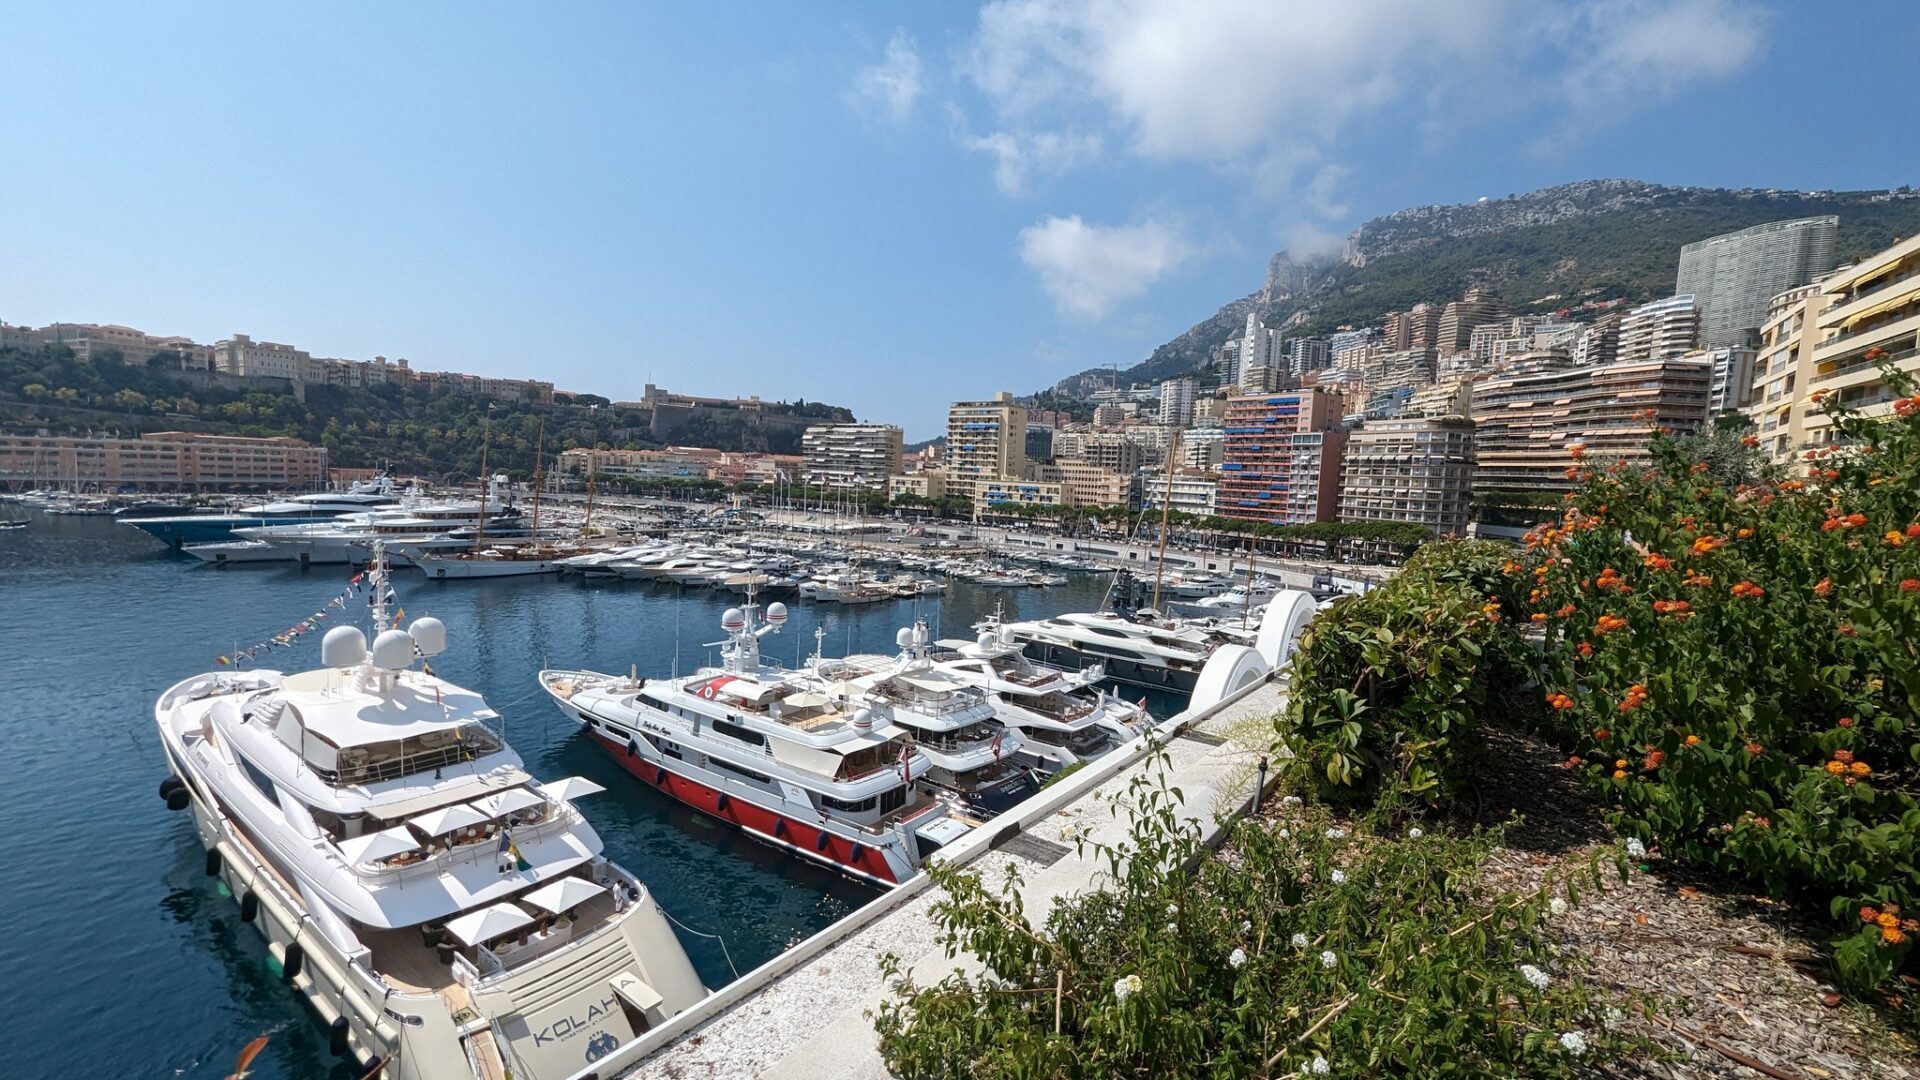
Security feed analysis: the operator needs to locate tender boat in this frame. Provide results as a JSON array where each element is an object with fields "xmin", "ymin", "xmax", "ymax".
[
  {"xmin": 539, "ymin": 604, "xmax": 963, "ymax": 886},
  {"xmin": 154, "ymin": 547, "xmax": 704, "ymax": 1078}
]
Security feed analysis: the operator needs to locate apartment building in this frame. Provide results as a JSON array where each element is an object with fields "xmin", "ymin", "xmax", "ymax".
[
  {"xmin": 1437, "ymin": 287, "xmax": 1505, "ymax": 356},
  {"xmin": 1046, "ymin": 459, "xmax": 1136, "ymax": 509},
  {"xmin": 1156, "ymin": 377, "xmax": 1198, "ymax": 425},
  {"xmin": 1618, "ymin": 295, "xmax": 1703, "ymax": 362},
  {"xmin": 1218, "ymin": 390, "xmax": 1346, "ymax": 524},
  {"xmin": 1139, "ymin": 469, "xmax": 1221, "ymax": 517},
  {"xmin": 1470, "ymin": 357, "xmax": 1713, "ymax": 492},
  {"xmin": 979, "ymin": 477, "xmax": 1062, "ymax": 509},
  {"xmin": 1054, "ymin": 431, "xmax": 1142, "ymax": 474},
  {"xmin": 800, "ymin": 422, "xmax": 904, "ymax": 491},
  {"xmin": 212, "ymin": 334, "xmax": 311, "ymax": 381},
  {"xmin": 1338, "ymin": 417, "xmax": 1475, "ymax": 535},
  {"xmin": 557, "ymin": 446, "xmax": 722, "ymax": 481},
  {"xmin": 0, "ymin": 431, "xmax": 326, "ymax": 492},
  {"xmin": 945, "ymin": 392, "xmax": 1028, "ymax": 501},
  {"xmin": 1678, "ymin": 216, "xmax": 1838, "ymax": 347},
  {"xmin": 1745, "ymin": 283, "xmax": 1829, "ymax": 463},
  {"xmin": 1691, "ymin": 346, "xmax": 1758, "ymax": 415},
  {"xmin": 1572, "ymin": 312, "xmax": 1622, "ymax": 367},
  {"xmin": 888, "ymin": 470, "xmax": 949, "ymax": 500},
  {"xmin": 1802, "ymin": 232, "xmax": 1920, "ymax": 452},
  {"xmin": 13, "ymin": 322, "xmax": 215, "ymax": 369}
]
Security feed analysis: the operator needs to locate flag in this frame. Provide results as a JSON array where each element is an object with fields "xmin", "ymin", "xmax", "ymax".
[
  {"xmin": 511, "ymin": 839, "xmax": 530, "ymax": 873},
  {"xmin": 216, "ymin": 656, "xmax": 230, "ymax": 666},
  {"xmin": 393, "ymin": 607, "xmax": 405, "ymax": 625},
  {"xmin": 350, "ymin": 572, "xmax": 365, "ymax": 585}
]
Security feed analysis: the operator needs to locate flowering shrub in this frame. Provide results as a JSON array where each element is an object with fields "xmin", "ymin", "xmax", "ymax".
[
  {"xmin": 1516, "ymin": 374, "xmax": 1920, "ymax": 989},
  {"xmin": 872, "ymin": 762, "xmax": 1650, "ymax": 1077},
  {"xmin": 1278, "ymin": 540, "xmax": 1529, "ymax": 804}
]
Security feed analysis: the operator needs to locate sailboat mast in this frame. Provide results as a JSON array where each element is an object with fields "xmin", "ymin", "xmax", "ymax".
[
  {"xmin": 1148, "ymin": 428, "xmax": 1180, "ymax": 615},
  {"xmin": 1242, "ymin": 535, "xmax": 1256, "ymax": 629},
  {"xmin": 531, "ymin": 420, "xmax": 545, "ymax": 543},
  {"xmin": 474, "ymin": 409, "xmax": 492, "ymax": 552},
  {"xmin": 582, "ymin": 406, "xmax": 598, "ymax": 537}
]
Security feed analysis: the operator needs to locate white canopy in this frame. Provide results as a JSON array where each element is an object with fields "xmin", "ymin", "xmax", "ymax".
[
  {"xmin": 445, "ymin": 901, "xmax": 535, "ymax": 946},
  {"xmin": 520, "ymin": 876, "xmax": 608, "ymax": 915},
  {"xmin": 336, "ymin": 826, "xmax": 418, "ymax": 865},
  {"xmin": 474, "ymin": 787, "xmax": 546, "ymax": 819},
  {"xmin": 410, "ymin": 802, "xmax": 491, "ymax": 837},
  {"xmin": 539, "ymin": 776, "xmax": 606, "ymax": 802}
]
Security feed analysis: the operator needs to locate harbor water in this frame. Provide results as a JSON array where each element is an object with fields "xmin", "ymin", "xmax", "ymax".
[{"xmin": 0, "ymin": 512, "xmax": 1136, "ymax": 1080}]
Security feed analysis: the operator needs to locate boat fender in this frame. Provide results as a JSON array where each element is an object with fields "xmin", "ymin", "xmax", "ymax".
[
  {"xmin": 815, "ymin": 831, "xmax": 831, "ymax": 852},
  {"xmin": 166, "ymin": 785, "xmax": 191, "ymax": 812},
  {"xmin": 282, "ymin": 941, "xmax": 305, "ymax": 982},
  {"xmin": 327, "ymin": 1015, "xmax": 351, "ymax": 1056},
  {"xmin": 158, "ymin": 776, "xmax": 184, "ymax": 800},
  {"xmin": 626, "ymin": 738, "xmax": 640, "ymax": 758},
  {"xmin": 772, "ymin": 819, "xmax": 787, "ymax": 839},
  {"xmin": 848, "ymin": 842, "xmax": 864, "ymax": 864},
  {"xmin": 239, "ymin": 890, "xmax": 259, "ymax": 923},
  {"xmin": 204, "ymin": 849, "xmax": 222, "ymax": 877},
  {"xmin": 715, "ymin": 794, "xmax": 730, "ymax": 813},
  {"xmin": 654, "ymin": 767, "xmax": 668, "ymax": 786}
]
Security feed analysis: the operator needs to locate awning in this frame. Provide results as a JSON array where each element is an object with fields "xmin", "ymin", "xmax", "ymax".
[
  {"xmin": 446, "ymin": 901, "xmax": 534, "ymax": 946},
  {"xmin": 719, "ymin": 679, "xmax": 777, "ymax": 703},
  {"xmin": 521, "ymin": 876, "xmax": 608, "ymax": 914},
  {"xmin": 410, "ymin": 802, "xmax": 491, "ymax": 837},
  {"xmin": 539, "ymin": 776, "xmax": 607, "ymax": 802},
  {"xmin": 1838, "ymin": 290, "xmax": 1916, "ymax": 329},
  {"xmin": 474, "ymin": 787, "xmax": 546, "ymax": 819},
  {"xmin": 337, "ymin": 826, "xmax": 419, "ymax": 865},
  {"xmin": 781, "ymin": 691, "xmax": 833, "ymax": 709}
]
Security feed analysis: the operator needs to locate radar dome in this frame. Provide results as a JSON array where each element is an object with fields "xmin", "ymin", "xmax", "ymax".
[
  {"xmin": 765, "ymin": 602, "xmax": 788, "ymax": 625},
  {"xmin": 977, "ymin": 631, "xmax": 996, "ymax": 650},
  {"xmin": 895, "ymin": 627, "xmax": 914, "ymax": 649},
  {"xmin": 721, "ymin": 607, "xmax": 746, "ymax": 632},
  {"xmin": 408, "ymin": 616, "xmax": 447, "ymax": 657},
  {"xmin": 851, "ymin": 707, "xmax": 874, "ymax": 731},
  {"xmin": 321, "ymin": 626, "xmax": 368, "ymax": 668},
  {"xmin": 369, "ymin": 629, "xmax": 416, "ymax": 672}
]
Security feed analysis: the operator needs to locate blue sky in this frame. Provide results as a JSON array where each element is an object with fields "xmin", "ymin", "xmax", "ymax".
[{"xmin": 4, "ymin": 2, "xmax": 1917, "ymax": 438}]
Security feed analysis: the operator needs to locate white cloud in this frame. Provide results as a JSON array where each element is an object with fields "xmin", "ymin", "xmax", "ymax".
[
  {"xmin": 1018, "ymin": 215, "xmax": 1193, "ymax": 320},
  {"xmin": 1556, "ymin": 0, "xmax": 1766, "ymax": 114},
  {"xmin": 960, "ymin": 128, "xmax": 1102, "ymax": 195},
  {"xmin": 852, "ymin": 29, "xmax": 925, "ymax": 124}
]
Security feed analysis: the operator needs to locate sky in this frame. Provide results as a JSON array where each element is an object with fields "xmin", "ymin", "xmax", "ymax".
[{"xmin": 4, "ymin": 2, "xmax": 1918, "ymax": 439}]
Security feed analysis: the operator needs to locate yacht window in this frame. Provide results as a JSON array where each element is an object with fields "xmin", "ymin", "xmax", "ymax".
[
  {"xmin": 819, "ymin": 792, "xmax": 878, "ymax": 814},
  {"xmin": 239, "ymin": 755, "xmax": 278, "ymax": 802},
  {"xmin": 878, "ymin": 786, "xmax": 906, "ymax": 814},
  {"xmin": 709, "ymin": 757, "xmax": 772, "ymax": 785},
  {"xmin": 638, "ymin": 694, "xmax": 669, "ymax": 712},
  {"xmin": 710, "ymin": 718, "xmax": 768, "ymax": 748}
]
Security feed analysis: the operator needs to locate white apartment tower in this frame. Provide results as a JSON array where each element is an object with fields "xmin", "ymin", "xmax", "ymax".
[
  {"xmin": 945, "ymin": 392, "xmax": 1029, "ymax": 500},
  {"xmin": 1617, "ymin": 295, "xmax": 1702, "ymax": 363},
  {"xmin": 1677, "ymin": 216, "xmax": 1839, "ymax": 348},
  {"xmin": 801, "ymin": 422, "xmax": 904, "ymax": 491}
]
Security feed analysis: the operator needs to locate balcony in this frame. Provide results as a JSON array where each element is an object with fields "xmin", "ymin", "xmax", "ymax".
[{"xmin": 1814, "ymin": 308, "xmax": 1920, "ymax": 360}]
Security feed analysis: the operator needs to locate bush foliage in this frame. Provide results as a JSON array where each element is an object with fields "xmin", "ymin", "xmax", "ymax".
[
  {"xmin": 1278, "ymin": 539, "xmax": 1527, "ymax": 805},
  {"xmin": 1514, "ymin": 372, "xmax": 1920, "ymax": 989},
  {"xmin": 873, "ymin": 758, "xmax": 1648, "ymax": 1078}
]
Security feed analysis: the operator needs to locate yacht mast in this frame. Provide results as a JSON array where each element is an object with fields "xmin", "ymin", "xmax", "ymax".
[
  {"xmin": 531, "ymin": 419, "xmax": 545, "ymax": 544},
  {"xmin": 473, "ymin": 406, "xmax": 493, "ymax": 552},
  {"xmin": 1148, "ymin": 427, "xmax": 1180, "ymax": 615},
  {"xmin": 582, "ymin": 405, "xmax": 599, "ymax": 537}
]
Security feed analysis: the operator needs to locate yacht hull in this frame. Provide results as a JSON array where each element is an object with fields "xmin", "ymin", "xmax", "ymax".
[{"xmin": 1018, "ymin": 640, "xmax": 1200, "ymax": 694}]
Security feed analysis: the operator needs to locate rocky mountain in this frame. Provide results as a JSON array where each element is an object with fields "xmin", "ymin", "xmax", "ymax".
[{"xmin": 1050, "ymin": 179, "xmax": 1920, "ymax": 397}]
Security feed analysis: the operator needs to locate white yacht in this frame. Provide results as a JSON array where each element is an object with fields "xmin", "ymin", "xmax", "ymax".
[
  {"xmin": 825, "ymin": 623, "xmax": 1040, "ymax": 816},
  {"xmin": 127, "ymin": 477, "xmax": 401, "ymax": 547},
  {"xmin": 539, "ymin": 605, "xmax": 963, "ymax": 886},
  {"xmin": 154, "ymin": 549, "xmax": 704, "ymax": 1078},
  {"xmin": 994, "ymin": 610, "xmax": 1214, "ymax": 693},
  {"xmin": 926, "ymin": 630, "xmax": 1147, "ymax": 773},
  {"xmin": 1172, "ymin": 578, "xmax": 1283, "ymax": 616}
]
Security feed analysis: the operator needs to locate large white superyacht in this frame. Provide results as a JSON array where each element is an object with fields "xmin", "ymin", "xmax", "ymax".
[
  {"xmin": 155, "ymin": 547, "xmax": 704, "ymax": 1079},
  {"xmin": 539, "ymin": 604, "xmax": 964, "ymax": 886}
]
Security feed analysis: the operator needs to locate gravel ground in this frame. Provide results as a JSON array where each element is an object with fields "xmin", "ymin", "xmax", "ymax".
[{"xmin": 1469, "ymin": 725, "xmax": 1920, "ymax": 1080}]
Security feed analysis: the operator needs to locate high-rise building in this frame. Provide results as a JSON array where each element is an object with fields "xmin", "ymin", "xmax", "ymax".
[
  {"xmin": 1691, "ymin": 346, "xmax": 1759, "ymax": 416},
  {"xmin": 945, "ymin": 392, "xmax": 1028, "ymax": 501},
  {"xmin": 1338, "ymin": 417, "xmax": 1476, "ymax": 535},
  {"xmin": 1191, "ymin": 396, "xmax": 1227, "ymax": 425},
  {"xmin": 1090, "ymin": 403, "xmax": 1126, "ymax": 427},
  {"xmin": 1470, "ymin": 357, "xmax": 1713, "ymax": 493},
  {"xmin": 1236, "ymin": 312, "xmax": 1286, "ymax": 391},
  {"xmin": 1572, "ymin": 312, "xmax": 1622, "ymax": 367},
  {"xmin": 1744, "ymin": 283, "xmax": 1829, "ymax": 464},
  {"xmin": 800, "ymin": 422, "xmax": 904, "ymax": 491},
  {"xmin": 1801, "ymin": 232, "xmax": 1920, "ymax": 454},
  {"xmin": 1678, "ymin": 216, "xmax": 1839, "ymax": 347},
  {"xmin": 1056, "ymin": 431, "xmax": 1141, "ymax": 474},
  {"xmin": 1437, "ymin": 287, "xmax": 1505, "ymax": 355},
  {"xmin": 1157, "ymin": 376, "xmax": 1198, "ymax": 425},
  {"xmin": 1617, "ymin": 295, "xmax": 1702, "ymax": 362},
  {"xmin": 1286, "ymin": 337, "xmax": 1331, "ymax": 376},
  {"xmin": 1381, "ymin": 311, "xmax": 1412, "ymax": 351},
  {"xmin": 1218, "ymin": 390, "xmax": 1345, "ymax": 524},
  {"xmin": 1138, "ymin": 469, "xmax": 1220, "ymax": 517},
  {"xmin": 1046, "ymin": 459, "xmax": 1136, "ymax": 509},
  {"xmin": 1328, "ymin": 328, "xmax": 1378, "ymax": 368},
  {"xmin": 1178, "ymin": 427, "xmax": 1225, "ymax": 469},
  {"xmin": 1406, "ymin": 303, "xmax": 1445, "ymax": 352}
]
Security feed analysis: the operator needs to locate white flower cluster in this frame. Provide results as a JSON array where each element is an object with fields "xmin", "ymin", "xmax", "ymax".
[
  {"xmin": 1113, "ymin": 973, "xmax": 1143, "ymax": 1000},
  {"xmin": 1558, "ymin": 1030, "xmax": 1588, "ymax": 1057},
  {"xmin": 1325, "ymin": 826, "xmax": 1347, "ymax": 840},
  {"xmin": 1281, "ymin": 795, "xmax": 1303, "ymax": 809},
  {"xmin": 1519, "ymin": 964, "xmax": 1551, "ymax": 990},
  {"xmin": 1625, "ymin": 837, "xmax": 1647, "ymax": 859},
  {"xmin": 1298, "ymin": 1055, "xmax": 1329, "ymax": 1075},
  {"xmin": 1229, "ymin": 947, "xmax": 1247, "ymax": 969},
  {"xmin": 1549, "ymin": 897, "xmax": 1568, "ymax": 917},
  {"xmin": 1319, "ymin": 950, "xmax": 1337, "ymax": 969},
  {"xmin": 1291, "ymin": 933, "xmax": 1309, "ymax": 948},
  {"xmin": 1239, "ymin": 919, "xmax": 1252, "ymax": 933},
  {"xmin": 1406, "ymin": 827, "xmax": 1424, "ymax": 839},
  {"xmin": 1329, "ymin": 869, "xmax": 1347, "ymax": 885}
]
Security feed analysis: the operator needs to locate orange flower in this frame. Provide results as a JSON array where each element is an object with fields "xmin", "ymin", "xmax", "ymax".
[
  {"xmin": 1737, "ymin": 527, "xmax": 1754, "ymax": 539},
  {"xmin": 1562, "ymin": 755, "xmax": 1583, "ymax": 769},
  {"xmin": 1644, "ymin": 553, "xmax": 1673, "ymax": 571},
  {"xmin": 1683, "ymin": 571, "xmax": 1713, "ymax": 587},
  {"xmin": 1577, "ymin": 642, "xmax": 1594, "ymax": 658},
  {"xmin": 1594, "ymin": 728, "xmax": 1612, "ymax": 741},
  {"xmin": 1834, "ymin": 749, "xmax": 1854, "ymax": 763},
  {"xmin": 1825, "ymin": 760, "xmax": 1847, "ymax": 776},
  {"xmin": 1907, "ymin": 523, "xmax": 1920, "ymax": 539},
  {"xmin": 1847, "ymin": 512, "xmax": 1868, "ymax": 528},
  {"xmin": 1594, "ymin": 614, "xmax": 1628, "ymax": 635},
  {"xmin": 1779, "ymin": 480, "xmax": 1805, "ymax": 491},
  {"xmin": 1690, "ymin": 535, "xmax": 1724, "ymax": 556},
  {"xmin": 1614, "ymin": 758, "xmax": 1629, "ymax": 769},
  {"xmin": 1546, "ymin": 692, "xmax": 1576, "ymax": 710},
  {"xmin": 1838, "ymin": 623, "xmax": 1857, "ymax": 637},
  {"xmin": 1612, "ymin": 769, "xmax": 1628, "ymax": 780},
  {"xmin": 1877, "ymin": 912, "xmax": 1900, "ymax": 929},
  {"xmin": 1814, "ymin": 577, "xmax": 1833, "ymax": 597},
  {"xmin": 1643, "ymin": 749, "xmax": 1665, "ymax": 769},
  {"xmin": 1568, "ymin": 443, "xmax": 1587, "ymax": 460},
  {"xmin": 1838, "ymin": 716, "xmax": 1855, "ymax": 728},
  {"xmin": 1730, "ymin": 581, "xmax": 1766, "ymax": 599},
  {"xmin": 1740, "ymin": 434, "xmax": 1760, "ymax": 447},
  {"xmin": 1850, "ymin": 761, "xmax": 1871, "ymax": 777},
  {"xmin": 1902, "ymin": 579, "xmax": 1920, "ymax": 593},
  {"xmin": 1745, "ymin": 742, "xmax": 1765, "ymax": 757},
  {"xmin": 1863, "ymin": 906, "xmax": 1882, "ymax": 923},
  {"xmin": 1556, "ymin": 604, "xmax": 1576, "ymax": 617},
  {"xmin": 1564, "ymin": 466, "xmax": 1580, "ymax": 480},
  {"xmin": 1884, "ymin": 926, "xmax": 1908, "ymax": 946},
  {"xmin": 1887, "ymin": 531, "xmax": 1909, "ymax": 548},
  {"xmin": 1684, "ymin": 734, "xmax": 1700, "ymax": 747},
  {"xmin": 1531, "ymin": 612, "xmax": 1548, "ymax": 624}
]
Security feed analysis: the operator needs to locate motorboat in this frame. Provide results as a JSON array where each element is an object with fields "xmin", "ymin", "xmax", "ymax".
[
  {"xmin": 126, "ymin": 476, "xmax": 400, "ymax": 546},
  {"xmin": 154, "ymin": 546, "xmax": 704, "ymax": 1078},
  {"xmin": 823, "ymin": 623, "xmax": 1039, "ymax": 816},
  {"xmin": 538, "ymin": 604, "xmax": 963, "ymax": 886},
  {"xmin": 927, "ymin": 626, "xmax": 1148, "ymax": 773},
  {"xmin": 993, "ymin": 610, "xmax": 1213, "ymax": 693}
]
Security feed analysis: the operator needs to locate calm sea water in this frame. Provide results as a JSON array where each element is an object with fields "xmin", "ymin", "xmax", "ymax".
[{"xmin": 0, "ymin": 512, "xmax": 1124, "ymax": 1080}]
